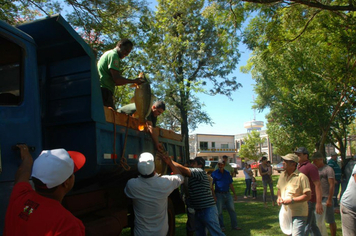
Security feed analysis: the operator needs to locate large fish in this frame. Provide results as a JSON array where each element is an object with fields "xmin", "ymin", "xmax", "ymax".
[
  {"xmin": 155, "ymin": 151, "xmax": 168, "ymax": 175},
  {"xmin": 132, "ymin": 73, "xmax": 153, "ymax": 131}
]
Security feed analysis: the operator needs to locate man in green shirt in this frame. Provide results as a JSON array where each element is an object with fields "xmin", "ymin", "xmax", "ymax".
[{"xmin": 97, "ymin": 39, "xmax": 143, "ymax": 108}]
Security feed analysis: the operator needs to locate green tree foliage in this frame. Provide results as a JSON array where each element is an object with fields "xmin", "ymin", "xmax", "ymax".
[
  {"xmin": 239, "ymin": 130, "xmax": 266, "ymax": 161},
  {"xmin": 239, "ymin": 0, "xmax": 356, "ymax": 12},
  {"xmin": 157, "ymin": 94, "xmax": 214, "ymax": 132},
  {"xmin": 0, "ymin": 0, "xmax": 62, "ymax": 24},
  {"xmin": 134, "ymin": 0, "xmax": 244, "ymax": 157},
  {"xmin": 241, "ymin": 6, "xmax": 356, "ymax": 158}
]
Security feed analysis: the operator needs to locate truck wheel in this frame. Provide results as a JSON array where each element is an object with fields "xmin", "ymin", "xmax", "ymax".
[{"xmin": 167, "ymin": 198, "xmax": 175, "ymax": 236}]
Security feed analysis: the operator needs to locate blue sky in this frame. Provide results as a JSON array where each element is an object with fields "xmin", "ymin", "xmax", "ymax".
[
  {"xmin": 190, "ymin": 45, "xmax": 269, "ymax": 135},
  {"xmin": 147, "ymin": 1, "xmax": 270, "ymax": 135}
]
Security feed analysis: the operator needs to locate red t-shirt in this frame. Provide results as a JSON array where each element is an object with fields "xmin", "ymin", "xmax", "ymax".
[
  {"xmin": 4, "ymin": 182, "xmax": 85, "ymax": 236},
  {"xmin": 298, "ymin": 160, "xmax": 320, "ymax": 203}
]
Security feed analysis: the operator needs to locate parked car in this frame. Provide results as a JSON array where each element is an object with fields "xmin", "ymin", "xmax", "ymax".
[
  {"xmin": 205, "ymin": 161, "xmax": 218, "ymax": 175},
  {"xmin": 273, "ymin": 161, "xmax": 284, "ymax": 173},
  {"xmin": 230, "ymin": 163, "xmax": 239, "ymax": 168},
  {"xmin": 205, "ymin": 161, "xmax": 239, "ymax": 176},
  {"xmin": 229, "ymin": 163, "xmax": 240, "ymax": 177},
  {"xmin": 250, "ymin": 162, "xmax": 260, "ymax": 169}
]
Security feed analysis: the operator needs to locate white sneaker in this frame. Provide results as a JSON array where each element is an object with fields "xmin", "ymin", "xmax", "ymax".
[{"xmin": 244, "ymin": 196, "xmax": 247, "ymax": 199}]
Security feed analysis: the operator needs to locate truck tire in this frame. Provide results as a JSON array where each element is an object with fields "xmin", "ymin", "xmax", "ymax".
[{"xmin": 167, "ymin": 198, "xmax": 175, "ymax": 236}]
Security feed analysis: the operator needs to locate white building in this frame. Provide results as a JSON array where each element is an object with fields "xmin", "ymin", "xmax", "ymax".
[
  {"xmin": 189, "ymin": 134, "xmax": 236, "ymax": 162},
  {"xmin": 235, "ymin": 130, "xmax": 279, "ymax": 163},
  {"xmin": 189, "ymin": 130, "xmax": 279, "ymax": 168}
]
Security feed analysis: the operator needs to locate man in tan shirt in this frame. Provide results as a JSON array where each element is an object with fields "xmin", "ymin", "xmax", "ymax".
[{"xmin": 277, "ymin": 153, "xmax": 311, "ymax": 236}]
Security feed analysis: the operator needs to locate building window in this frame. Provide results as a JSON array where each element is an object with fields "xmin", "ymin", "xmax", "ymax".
[
  {"xmin": 200, "ymin": 142, "xmax": 208, "ymax": 150},
  {"xmin": 221, "ymin": 144, "xmax": 228, "ymax": 149},
  {"xmin": 211, "ymin": 142, "xmax": 216, "ymax": 152}
]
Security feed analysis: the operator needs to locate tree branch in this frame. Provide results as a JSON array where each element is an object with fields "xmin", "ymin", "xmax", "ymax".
[
  {"xmin": 242, "ymin": 0, "xmax": 356, "ymax": 11},
  {"xmin": 288, "ymin": 10, "xmax": 320, "ymax": 42}
]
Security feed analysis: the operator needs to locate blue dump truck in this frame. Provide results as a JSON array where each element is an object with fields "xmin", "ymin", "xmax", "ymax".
[{"xmin": 0, "ymin": 14, "xmax": 186, "ymax": 235}]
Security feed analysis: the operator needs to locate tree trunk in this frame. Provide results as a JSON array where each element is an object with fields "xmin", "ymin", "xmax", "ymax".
[{"xmin": 180, "ymin": 101, "xmax": 190, "ymax": 162}]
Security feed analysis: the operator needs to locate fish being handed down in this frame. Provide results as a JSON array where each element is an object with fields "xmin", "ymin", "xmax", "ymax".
[{"xmin": 132, "ymin": 73, "xmax": 154, "ymax": 131}]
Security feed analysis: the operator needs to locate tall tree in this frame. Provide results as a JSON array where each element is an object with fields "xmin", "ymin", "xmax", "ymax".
[
  {"xmin": 136, "ymin": 0, "xmax": 244, "ymax": 157},
  {"xmin": 241, "ymin": 6, "xmax": 356, "ymax": 158},
  {"xmin": 239, "ymin": 130, "xmax": 266, "ymax": 161}
]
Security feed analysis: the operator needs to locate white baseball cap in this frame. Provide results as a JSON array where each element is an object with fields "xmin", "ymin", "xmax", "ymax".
[
  {"xmin": 32, "ymin": 148, "xmax": 86, "ymax": 188},
  {"xmin": 137, "ymin": 152, "xmax": 155, "ymax": 175}
]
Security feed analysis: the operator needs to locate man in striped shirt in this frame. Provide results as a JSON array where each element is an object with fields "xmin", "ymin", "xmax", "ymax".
[{"xmin": 172, "ymin": 157, "xmax": 225, "ymax": 236}]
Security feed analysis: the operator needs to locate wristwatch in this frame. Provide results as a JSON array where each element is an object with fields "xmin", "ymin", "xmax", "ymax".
[{"xmin": 291, "ymin": 197, "xmax": 294, "ymax": 204}]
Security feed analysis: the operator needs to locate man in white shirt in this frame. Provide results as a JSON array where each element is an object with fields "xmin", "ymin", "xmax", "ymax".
[
  {"xmin": 124, "ymin": 152, "xmax": 184, "ymax": 236},
  {"xmin": 340, "ymin": 163, "xmax": 356, "ymax": 236}
]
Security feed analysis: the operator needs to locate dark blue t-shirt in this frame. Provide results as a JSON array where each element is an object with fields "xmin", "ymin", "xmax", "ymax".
[{"xmin": 212, "ymin": 169, "xmax": 233, "ymax": 192}]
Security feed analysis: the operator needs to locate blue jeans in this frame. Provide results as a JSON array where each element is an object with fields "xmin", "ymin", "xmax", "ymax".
[
  {"xmin": 216, "ymin": 192, "xmax": 238, "ymax": 229},
  {"xmin": 304, "ymin": 202, "xmax": 322, "ymax": 236},
  {"xmin": 245, "ymin": 179, "xmax": 252, "ymax": 196},
  {"xmin": 194, "ymin": 205, "xmax": 225, "ymax": 236},
  {"xmin": 292, "ymin": 216, "xmax": 307, "ymax": 236},
  {"xmin": 262, "ymin": 179, "xmax": 275, "ymax": 203}
]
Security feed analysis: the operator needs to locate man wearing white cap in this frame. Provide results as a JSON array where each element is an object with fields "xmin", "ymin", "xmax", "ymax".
[
  {"xmin": 277, "ymin": 153, "xmax": 311, "ymax": 236},
  {"xmin": 4, "ymin": 144, "xmax": 86, "ymax": 236},
  {"xmin": 124, "ymin": 152, "xmax": 184, "ymax": 236}
]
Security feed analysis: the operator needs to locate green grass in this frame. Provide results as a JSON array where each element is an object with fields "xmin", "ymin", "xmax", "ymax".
[{"xmin": 121, "ymin": 175, "xmax": 343, "ymax": 236}]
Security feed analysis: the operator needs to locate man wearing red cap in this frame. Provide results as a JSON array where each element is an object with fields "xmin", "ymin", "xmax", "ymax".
[{"xmin": 4, "ymin": 144, "xmax": 86, "ymax": 236}]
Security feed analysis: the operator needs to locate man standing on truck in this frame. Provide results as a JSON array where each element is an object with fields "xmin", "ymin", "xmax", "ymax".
[
  {"xmin": 97, "ymin": 39, "xmax": 143, "ymax": 108},
  {"xmin": 118, "ymin": 100, "xmax": 165, "ymax": 127},
  {"xmin": 124, "ymin": 152, "xmax": 184, "ymax": 236},
  {"xmin": 118, "ymin": 101, "xmax": 166, "ymax": 152},
  {"xmin": 170, "ymin": 156, "xmax": 225, "ymax": 236},
  {"xmin": 4, "ymin": 144, "xmax": 86, "ymax": 236}
]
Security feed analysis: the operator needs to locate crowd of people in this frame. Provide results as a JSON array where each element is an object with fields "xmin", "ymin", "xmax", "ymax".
[
  {"xmin": 4, "ymin": 143, "xmax": 356, "ymax": 236},
  {"xmin": 275, "ymin": 147, "xmax": 356, "ymax": 236}
]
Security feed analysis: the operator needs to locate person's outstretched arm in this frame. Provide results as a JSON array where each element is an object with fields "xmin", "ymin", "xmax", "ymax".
[{"xmin": 15, "ymin": 144, "xmax": 33, "ymax": 184}]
